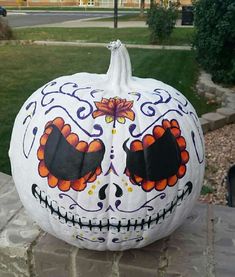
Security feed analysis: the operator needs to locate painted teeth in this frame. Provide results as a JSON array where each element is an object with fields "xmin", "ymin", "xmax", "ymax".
[{"xmin": 32, "ymin": 182, "xmax": 192, "ymax": 232}]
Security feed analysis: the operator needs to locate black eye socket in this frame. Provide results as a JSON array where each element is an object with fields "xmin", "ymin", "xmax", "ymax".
[
  {"xmin": 44, "ymin": 125, "xmax": 105, "ymax": 181},
  {"xmin": 123, "ymin": 128, "xmax": 182, "ymax": 181}
]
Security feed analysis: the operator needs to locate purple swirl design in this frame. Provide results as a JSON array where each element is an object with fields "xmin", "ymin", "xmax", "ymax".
[
  {"xmin": 40, "ymin": 81, "xmax": 103, "ymax": 137},
  {"xmin": 190, "ymin": 112, "xmax": 204, "ymax": 164},
  {"xmin": 140, "ymin": 89, "xmax": 171, "ymax": 117},
  {"xmin": 41, "ymin": 82, "xmax": 93, "ymax": 119},
  {"xmin": 114, "ymin": 192, "xmax": 166, "ymax": 213},
  {"xmin": 59, "ymin": 191, "xmax": 165, "ymax": 214},
  {"xmin": 112, "ymin": 236, "xmax": 143, "ymax": 243},
  {"xmin": 22, "ymin": 101, "xmax": 38, "ymax": 158},
  {"xmin": 128, "ymin": 92, "xmax": 141, "ymax": 101},
  {"xmin": 90, "ymin": 89, "xmax": 104, "ymax": 98},
  {"xmin": 129, "ymin": 109, "xmax": 183, "ymax": 138},
  {"xmin": 76, "ymin": 234, "xmax": 105, "ymax": 243},
  {"xmin": 59, "ymin": 193, "xmax": 103, "ymax": 212},
  {"xmin": 45, "ymin": 105, "xmax": 103, "ymax": 137}
]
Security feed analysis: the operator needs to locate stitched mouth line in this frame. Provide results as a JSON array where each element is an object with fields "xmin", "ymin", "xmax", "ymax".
[{"xmin": 32, "ymin": 182, "xmax": 192, "ymax": 232}]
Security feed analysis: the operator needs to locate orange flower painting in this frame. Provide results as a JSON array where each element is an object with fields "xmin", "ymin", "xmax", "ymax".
[{"xmin": 92, "ymin": 97, "xmax": 135, "ymax": 127}]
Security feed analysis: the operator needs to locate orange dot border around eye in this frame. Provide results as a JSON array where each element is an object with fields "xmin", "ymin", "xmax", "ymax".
[
  {"xmin": 37, "ymin": 117, "xmax": 103, "ymax": 192},
  {"xmin": 128, "ymin": 118, "xmax": 189, "ymax": 192}
]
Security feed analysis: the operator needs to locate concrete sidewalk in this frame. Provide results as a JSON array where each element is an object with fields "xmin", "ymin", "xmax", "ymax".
[
  {"xmin": 0, "ymin": 171, "xmax": 235, "ymax": 276},
  {"xmin": 20, "ymin": 18, "xmax": 190, "ymax": 29}
]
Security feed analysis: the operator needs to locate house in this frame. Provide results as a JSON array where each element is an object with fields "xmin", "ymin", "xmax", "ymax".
[{"xmin": 0, "ymin": 0, "xmax": 192, "ymax": 8}]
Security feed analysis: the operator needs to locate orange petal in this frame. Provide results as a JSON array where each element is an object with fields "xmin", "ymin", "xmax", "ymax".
[
  {"xmin": 125, "ymin": 168, "xmax": 130, "ymax": 177},
  {"xmin": 134, "ymin": 175, "xmax": 143, "ymax": 183},
  {"xmin": 45, "ymin": 127, "xmax": 52, "ymax": 135},
  {"xmin": 177, "ymin": 136, "xmax": 186, "ymax": 150},
  {"xmin": 61, "ymin": 124, "xmax": 71, "ymax": 137},
  {"xmin": 88, "ymin": 173, "xmax": 97, "ymax": 183},
  {"xmin": 92, "ymin": 110, "xmax": 105, "ymax": 118},
  {"xmin": 38, "ymin": 161, "xmax": 49, "ymax": 177},
  {"xmin": 168, "ymin": 175, "xmax": 178, "ymax": 186},
  {"xmin": 181, "ymin": 150, "xmax": 189, "ymax": 164},
  {"xmin": 71, "ymin": 179, "xmax": 87, "ymax": 191},
  {"xmin": 101, "ymin": 98, "xmax": 109, "ymax": 103},
  {"xmin": 170, "ymin": 119, "xmax": 179, "ymax": 128},
  {"xmin": 58, "ymin": 180, "xmax": 71, "ymax": 191},
  {"xmin": 162, "ymin": 119, "xmax": 171, "ymax": 130},
  {"xmin": 153, "ymin": 126, "xmax": 165, "ymax": 139},
  {"xmin": 87, "ymin": 140, "xmax": 102, "ymax": 152},
  {"xmin": 48, "ymin": 174, "xmax": 58, "ymax": 187},
  {"xmin": 40, "ymin": 133, "xmax": 48, "ymax": 146},
  {"xmin": 170, "ymin": 127, "xmax": 181, "ymax": 138},
  {"xmin": 143, "ymin": 135, "xmax": 155, "ymax": 148},
  {"xmin": 37, "ymin": 146, "xmax": 44, "ymax": 160},
  {"xmin": 45, "ymin": 121, "xmax": 52, "ymax": 128},
  {"xmin": 95, "ymin": 166, "xmax": 102, "ymax": 175},
  {"xmin": 76, "ymin": 141, "xmax": 88, "ymax": 152},
  {"xmin": 142, "ymin": 180, "xmax": 155, "ymax": 192},
  {"xmin": 177, "ymin": 165, "xmax": 186, "ymax": 178},
  {"xmin": 155, "ymin": 179, "xmax": 167, "ymax": 191},
  {"xmin": 95, "ymin": 102, "xmax": 113, "ymax": 115},
  {"xmin": 118, "ymin": 110, "xmax": 135, "ymax": 121},
  {"xmin": 52, "ymin": 117, "xmax": 64, "ymax": 130},
  {"xmin": 66, "ymin": 133, "xmax": 79, "ymax": 146},
  {"xmin": 130, "ymin": 140, "xmax": 143, "ymax": 151},
  {"xmin": 83, "ymin": 171, "xmax": 93, "ymax": 182}
]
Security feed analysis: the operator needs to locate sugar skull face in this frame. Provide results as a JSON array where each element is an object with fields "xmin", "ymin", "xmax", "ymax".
[{"xmin": 9, "ymin": 41, "xmax": 205, "ymax": 251}]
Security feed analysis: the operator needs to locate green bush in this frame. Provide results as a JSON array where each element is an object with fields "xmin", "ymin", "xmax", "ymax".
[
  {"xmin": 193, "ymin": 0, "xmax": 235, "ymax": 85},
  {"xmin": 146, "ymin": 3, "xmax": 178, "ymax": 43},
  {"xmin": 0, "ymin": 18, "xmax": 13, "ymax": 40}
]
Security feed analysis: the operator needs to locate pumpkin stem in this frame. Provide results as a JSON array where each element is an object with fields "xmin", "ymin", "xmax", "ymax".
[{"xmin": 106, "ymin": 40, "xmax": 132, "ymax": 92}]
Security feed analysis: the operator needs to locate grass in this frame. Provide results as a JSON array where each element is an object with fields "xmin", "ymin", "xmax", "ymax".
[
  {"xmin": 14, "ymin": 27, "xmax": 195, "ymax": 46},
  {"xmin": 201, "ymin": 185, "xmax": 214, "ymax": 195},
  {"xmin": 94, "ymin": 14, "xmax": 147, "ymax": 21},
  {"xmin": 0, "ymin": 45, "xmax": 216, "ymax": 175}
]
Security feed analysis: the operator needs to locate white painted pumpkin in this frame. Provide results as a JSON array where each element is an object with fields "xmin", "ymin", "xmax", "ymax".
[{"xmin": 9, "ymin": 40, "xmax": 205, "ymax": 251}]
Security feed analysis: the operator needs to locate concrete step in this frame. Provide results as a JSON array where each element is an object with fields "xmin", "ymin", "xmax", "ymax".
[{"xmin": 1, "ymin": 173, "xmax": 235, "ymax": 276}]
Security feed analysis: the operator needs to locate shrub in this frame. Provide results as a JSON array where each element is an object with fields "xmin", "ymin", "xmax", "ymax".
[
  {"xmin": 0, "ymin": 18, "xmax": 13, "ymax": 40},
  {"xmin": 193, "ymin": 0, "xmax": 235, "ymax": 85},
  {"xmin": 146, "ymin": 3, "xmax": 178, "ymax": 43}
]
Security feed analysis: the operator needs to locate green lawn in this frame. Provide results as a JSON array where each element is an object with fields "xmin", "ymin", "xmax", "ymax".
[
  {"xmin": 94, "ymin": 14, "xmax": 147, "ymax": 21},
  {"xmin": 0, "ymin": 45, "xmax": 216, "ymax": 175},
  {"xmin": 14, "ymin": 27, "xmax": 195, "ymax": 46}
]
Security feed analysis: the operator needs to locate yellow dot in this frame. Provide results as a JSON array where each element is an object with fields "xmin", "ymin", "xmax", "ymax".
[
  {"xmin": 128, "ymin": 187, "xmax": 133, "ymax": 192},
  {"xmin": 97, "ymin": 181, "xmax": 100, "ymax": 185},
  {"xmin": 92, "ymin": 185, "xmax": 96, "ymax": 190},
  {"xmin": 112, "ymin": 129, "xmax": 116, "ymax": 134},
  {"xmin": 88, "ymin": 190, "xmax": 93, "ymax": 195}
]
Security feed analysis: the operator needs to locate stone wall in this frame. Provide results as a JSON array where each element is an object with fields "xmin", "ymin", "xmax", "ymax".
[
  {"xmin": 1, "ymin": 172, "xmax": 235, "ymax": 276},
  {"xmin": 197, "ymin": 71, "xmax": 235, "ymax": 134}
]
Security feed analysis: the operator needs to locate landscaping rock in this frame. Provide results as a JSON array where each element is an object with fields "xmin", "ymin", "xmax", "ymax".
[
  {"xmin": 202, "ymin": 112, "xmax": 227, "ymax": 130},
  {"xmin": 33, "ymin": 233, "xmax": 75, "ymax": 277},
  {"xmin": 216, "ymin": 108, "xmax": 235, "ymax": 123},
  {"xmin": 0, "ymin": 178, "xmax": 22, "ymax": 231},
  {"xmin": 0, "ymin": 208, "xmax": 41, "ymax": 277},
  {"xmin": 199, "ymin": 117, "xmax": 210, "ymax": 133}
]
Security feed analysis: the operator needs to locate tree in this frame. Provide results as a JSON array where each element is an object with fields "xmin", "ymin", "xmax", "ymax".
[
  {"xmin": 146, "ymin": 2, "xmax": 178, "ymax": 43},
  {"xmin": 193, "ymin": 0, "xmax": 235, "ymax": 84}
]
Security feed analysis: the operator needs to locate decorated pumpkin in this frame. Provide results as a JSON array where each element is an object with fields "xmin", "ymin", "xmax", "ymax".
[{"xmin": 9, "ymin": 40, "xmax": 205, "ymax": 251}]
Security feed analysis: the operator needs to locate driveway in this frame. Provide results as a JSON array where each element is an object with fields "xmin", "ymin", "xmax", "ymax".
[{"xmin": 5, "ymin": 11, "xmax": 116, "ymax": 28}]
